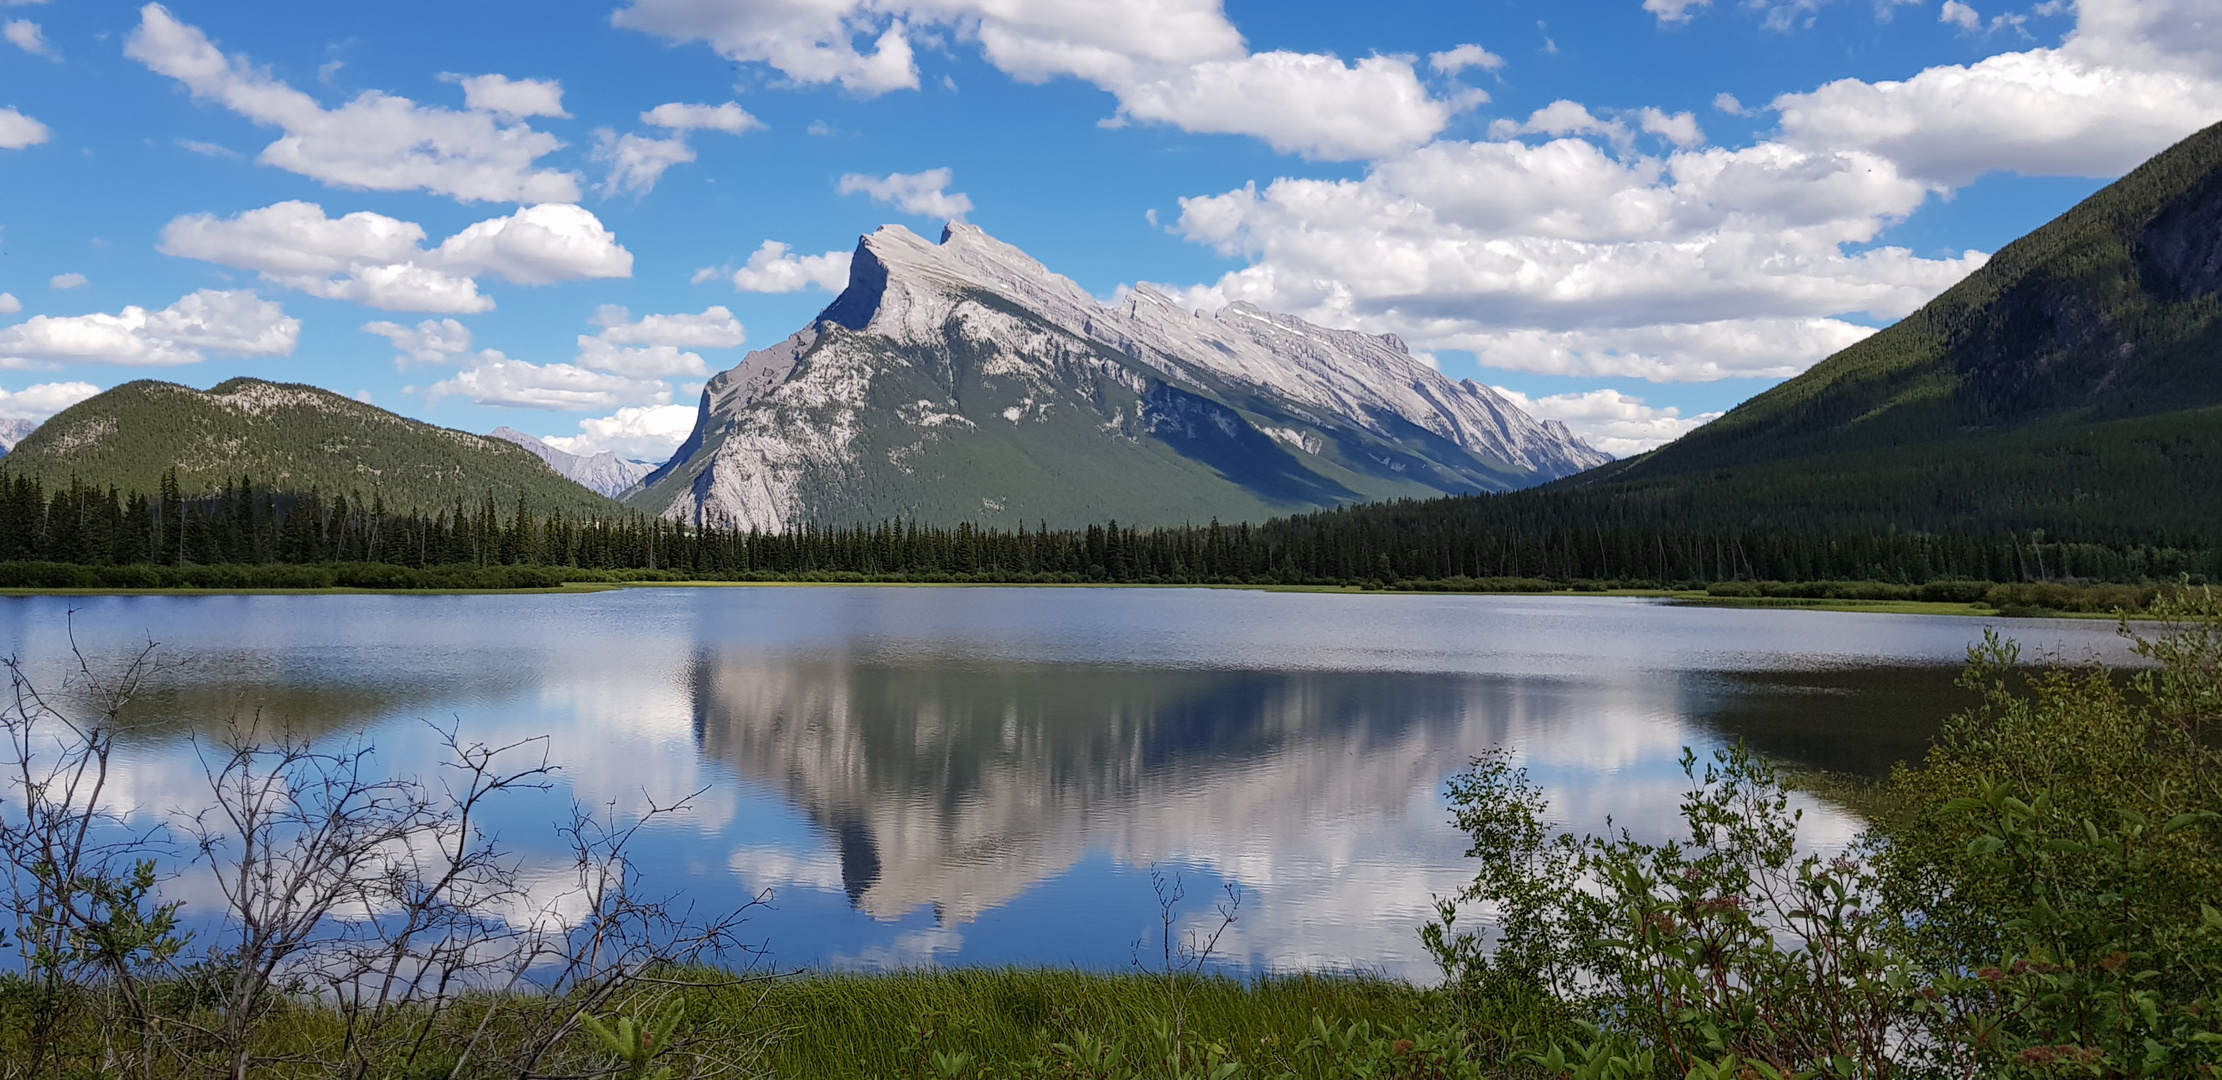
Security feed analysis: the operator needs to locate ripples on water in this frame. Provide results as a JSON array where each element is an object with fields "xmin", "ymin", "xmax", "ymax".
[{"xmin": 0, "ymin": 588, "xmax": 2137, "ymax": 977}]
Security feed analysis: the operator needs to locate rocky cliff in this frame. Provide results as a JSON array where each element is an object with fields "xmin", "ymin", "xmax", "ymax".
[{"xmin": 629, "ymin": 224, "xmax": 1608, "ymax": 530}]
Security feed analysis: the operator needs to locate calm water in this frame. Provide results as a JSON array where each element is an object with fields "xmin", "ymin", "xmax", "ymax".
[{"xmin": 0, "ymin": 588, "xmax": 2138, "ymax": 978}]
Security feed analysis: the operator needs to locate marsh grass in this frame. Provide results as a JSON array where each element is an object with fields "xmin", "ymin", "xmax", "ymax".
[
  {"xmin": 746, "ymin": 969, "xmax": 1432, "ymax": 1079},
  {"xmin": 0, "ymin": 967, "xmax": 1433, "ymax": 1079}
]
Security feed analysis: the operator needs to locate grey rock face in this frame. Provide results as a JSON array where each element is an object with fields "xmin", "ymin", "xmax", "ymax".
[
  {"xmin": 488, "ymin": 427, "xmax": 656, "ymax": 499},
  {"xmin": 0, "ymin": 417, "xmax": 35, "ymax": 457},
  {"xmin": 633, "ymin": 223, "xmax": 1611, "ymax": 530}
]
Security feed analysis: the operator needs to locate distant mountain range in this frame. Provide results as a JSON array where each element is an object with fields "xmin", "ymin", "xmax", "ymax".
[
  {"xmin": 0, "ymin": 418, "xmax": 34, "ymax": 457},
  {"xmin": 487, "ymin": 427, "xmax": 654, "ymax": 499},
  {"xmin": 624, "ymin": 223, "xmax": 1608, "ymax": 529},
  {"xmin": 1, "ymin": 379, "xmax": 619, "ymax": 516},
  {"xmin": 17, "ymin": 118, "xmax": 2218, "ymax": 543},
  {"xmin": 1, "ymin": 229, "xmax": 1606, "ymax": 530}
]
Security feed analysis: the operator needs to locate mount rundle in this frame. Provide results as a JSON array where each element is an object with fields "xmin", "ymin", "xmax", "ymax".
[{"xmin": 625, "ymin": 223, "xmax": 1608, "ymax": 529}]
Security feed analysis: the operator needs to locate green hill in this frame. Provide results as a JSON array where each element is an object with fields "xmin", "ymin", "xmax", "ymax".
[
  {"xmin": 1544, "ymin": 119, "xmax": 2222, "ymax": 539},
  {"xmin": 2, "ymin": 378, "xmax": 620, "ymax": 516}
]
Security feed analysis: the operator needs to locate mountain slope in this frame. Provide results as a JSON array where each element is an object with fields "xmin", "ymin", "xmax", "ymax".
[
  {"xmin": 3, "ymin": 379, "xmax": 619, "ymax": 516},
  {"xmin": 629, "ymin": 224, "xmax": 1607, "ymax": 530},
  {"xmin": 488, "ymin": 426, "xmax": 654, "ymax": 498},
  {"xmin": 1565, "ymin": 118, "xmax": 2222, "ymax": 526}
]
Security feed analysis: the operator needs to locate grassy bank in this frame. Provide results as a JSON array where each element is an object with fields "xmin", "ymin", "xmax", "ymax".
[
  {"xmin": 749, "ymin": 970, "xmax": 1431, "ymax": 1079},
  {"xmin": 0, "ymin": 967, "xmax": 1449, "ymax": 1079}
]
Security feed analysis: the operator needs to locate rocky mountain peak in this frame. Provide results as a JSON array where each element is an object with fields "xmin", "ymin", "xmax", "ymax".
[
  {"xmin": 627, "ymin": 222, "xmax": 1609, "ymax": 531},
  {"xmin": 819, "ymin": 222, "xmax": 1102, "ymax": 342}
]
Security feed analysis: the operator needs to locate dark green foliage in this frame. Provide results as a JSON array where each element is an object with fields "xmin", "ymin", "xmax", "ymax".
[
  {"xmin": 1, "ymin": 467, "xmax": 2211, "ymax": 600},
  {"xmin": 2, "ymin": 378, "xmax": 617, "ymax": 517},
  {"xmin": 1431, "ymin": 592, "xmax": 2222, "ymax": 1078}
]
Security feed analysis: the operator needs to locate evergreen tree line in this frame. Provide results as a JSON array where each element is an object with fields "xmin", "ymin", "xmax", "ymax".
[{"xmin": 1, "ymin": 469, "xmax": 2215, "ymax": 588}]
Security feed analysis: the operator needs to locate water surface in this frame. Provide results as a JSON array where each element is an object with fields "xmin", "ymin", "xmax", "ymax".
[{"xmin": 0, "ymin": 588, "xmax": 2136, "ymax": 977}]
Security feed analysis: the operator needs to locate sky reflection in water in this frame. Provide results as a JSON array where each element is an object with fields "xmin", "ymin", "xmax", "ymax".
[{"xmin": 0, "ymin": 589, "xmax": 2138, "ymax": 977}]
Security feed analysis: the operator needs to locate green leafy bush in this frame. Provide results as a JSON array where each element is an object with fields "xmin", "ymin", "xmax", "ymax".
[{"xmin": 1431, "ymin": 587, "xmax": 2222, "ymax": 1078}]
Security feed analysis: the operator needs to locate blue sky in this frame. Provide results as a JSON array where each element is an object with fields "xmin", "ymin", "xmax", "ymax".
[{"xmin": 0, "ymin": 0, "xmax": 2215, "ymax": 459}]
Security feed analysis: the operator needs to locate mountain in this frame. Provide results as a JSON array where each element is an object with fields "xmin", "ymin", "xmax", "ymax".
[
  {"xmin": 628, "ymin": 223, "xmax": 1608, "ymax": 530},
  {"xmin": 2, "ymin": 378, "xmax": 620, "ymax": 516},
  {"xmin": 0, "ymin": 417, "xmax": 35, "ymax": 457},
  {"xmin": 1534, "ymin": 118, "xmax": 2222, "ymax": 540},
  {"xmin": 488, "ymin": 426, "xmax": 654, "ymax": 499}
]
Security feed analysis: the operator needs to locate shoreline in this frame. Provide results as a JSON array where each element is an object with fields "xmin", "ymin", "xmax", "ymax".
[{"xmin": 0, "ymin": 578, "xmax": 2131, "ymax": 618}]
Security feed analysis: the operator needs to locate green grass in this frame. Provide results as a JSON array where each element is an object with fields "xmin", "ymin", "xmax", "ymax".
[
  {"xmin": 746, "ymin": 969, "xmax": 1432, "ymax": 1080},
  {"xmin": 0, "ymin": 968, "xmax": 1439, "ymax": 1080}
]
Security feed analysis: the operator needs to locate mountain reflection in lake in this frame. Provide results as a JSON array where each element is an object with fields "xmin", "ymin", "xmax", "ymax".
[{"xmin": 0, "ymin": 589, "xmax": 2138, "ymax": 977}]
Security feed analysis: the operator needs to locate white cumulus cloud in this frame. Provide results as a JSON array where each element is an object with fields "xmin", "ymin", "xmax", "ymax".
[
  {"xmin": 1940, "ymin": 1, "xmax": 1982, "ymax": 31},
  {"xmin": 434, "ymin": 204, "xmax": 634, "ymax": 284},
  {"xmin": 0, "ymin": 289, "xmax": 298, "ymax": 368},
  {"xmin": 573, "ymin": 339, "xmax": 709, "ymax": 378},
  {"xmin": 1156, "ymin": 0, "xmax": 2222, "ymax": 386},
  {"xmin": 125, "ymin": 4, "xmax": 581, "ymax": 203},
  {"xmin": 570, "ymin": 305, "xmax": 745, "ymax": 379},
  {"xmin": 1165, "ymin": 134, "xmax": 1972, "ymax": 382},
  {"xmin": 363, "ymin": 318, "xmax": 473, "ymax": 367},
  {"xmin": 1429, "ymin": 44, "xmax": 1504, "ymax": 76},
  {"xmin": 593, "ymin": 130, "xmax": 695, "ymax": 196},
  {"xmin": 543, "ymin": 403, "xmax": 698, "ymax": 460},
  {"xmin": 1644, "ymin": 0, "xmax": 1714, "ymax": 23},
  {"xmin": 48, "ymin": 273, "xmax": 85, "ymax": 290},
  {"xmin": 1773, "ymin": 0, "xmax": 2222, "ymax": 187},
  {"xmin": 0, "ymin": 294, "xmax": 17, "ymax": 315},
  {"xmin": 450, "ymin": 73, "xmax": 568, "ymax": 119},
  {"xmin": 1638, "ymin": 107, "xmax": 1705, "ymax": 148},
  {"xmin": 1490, "ymin": 386, "xmax": 1724, "ymax": 457},
  {"xmin": 1491, "ymin": 100, "xmax": 1631, "ymax": 148},
  {"xmin": 426, "ymin": 353, "xmax": 671, "ymax": 411},
  {"xmin": 838, "ymin": 168, "xmax": 973, "ymax": 220},
  {"xmin": 590, "ymin": 304, "xmax": 745, "ymax": 348},
  {"xmin": 6, "ymin": 18, "xmax": 54, "ymax": 58},
  {"xmin": 0, "ymin": 106, "xmax": 49, "ymax": 149},
  {"xmin": 642, "ymin": 100, "xmax": 763, "ymax": 133},
  {"xmin": 713, "ymin": 240, "xmax": 854, "ymax": 293},
  {"xmin": 594, "ymin": 102, "xmax": 763, "ymax": 196},
  {"xmin": 0, "ymin": 381, "xmax": 100, "ymax": 421},
  {"xmin": 1113, "ymin": 51, "xmax": 1458, "ymax": 161},
  {"xmin": 614, "ymin": 0, "xmax": 921, "ymax": 95},
  {"xmin": 163, "ymin": 201, "xmax": 632, "ymax": 313},
  {"xmin": 612, "ymin": 0, "xmax": 1461, "ymax": 161}
]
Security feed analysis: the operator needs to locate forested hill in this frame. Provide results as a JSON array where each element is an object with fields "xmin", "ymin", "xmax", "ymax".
[
  {"xmin": 1539, "ymin": 117, "xmax": 2222, "ymax": 537},
  {"xmin": 2, "ymin": 379, "xmax": 620, "ymax": 517}
]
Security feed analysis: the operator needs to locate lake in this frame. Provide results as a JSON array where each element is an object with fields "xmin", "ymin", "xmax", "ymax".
[{"xmin": 0, "ymin": 587, "xmax": 2140, "ymax": 979}]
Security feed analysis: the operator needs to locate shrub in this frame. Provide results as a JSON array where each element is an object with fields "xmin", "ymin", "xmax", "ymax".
[{"xmin": 1431, "ymin": 587, "xmax": 2222, "ymax": 1077}]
